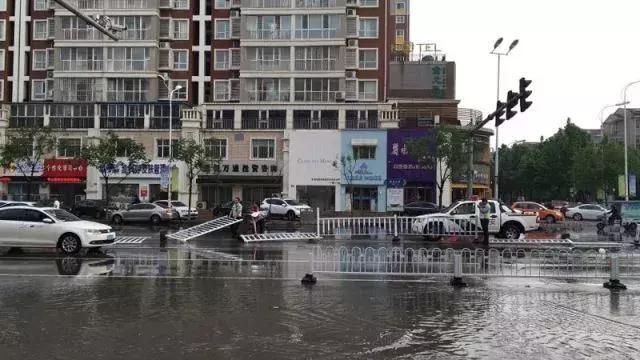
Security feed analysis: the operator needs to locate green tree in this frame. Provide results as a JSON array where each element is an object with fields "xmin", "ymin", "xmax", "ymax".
[
  {"xmin": 0, "ymin": 126, "xmax": 56, "ymax": 201},
  {"xmin": 332, "ymin": 154, "xmax": 358, "ymax": 212},
  {"xmin": 407, "ymin": 126, "xmax": 468, "ymax": 207},
  {"xmin": 174, "ymin": 138, "xmax": 214, "ymax": 213},
  {"xmin": 81, "ymin": 132, "xmax": 148, "ymax": 205}
]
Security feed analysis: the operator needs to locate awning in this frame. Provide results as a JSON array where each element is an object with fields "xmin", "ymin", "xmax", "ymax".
[
  {"xmin": 47, "ymin": 177, "xmax": 83, "ymax": 184},
  {"xmin": 0, "ymin": 177, "xmax": 10, "ymax": 183},
  {"xmin": 351, "ymin": 139, "xmax": 378, "ymax": 146}
]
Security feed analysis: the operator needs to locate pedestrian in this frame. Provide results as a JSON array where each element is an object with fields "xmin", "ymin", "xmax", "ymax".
[
  {"xmin": 478, "ymin": 198, "xmax": 491, "ymax": 246},
  {"xmin": 251, "ymin": 201, "xmax": 265, "ymax": 234},
  {"xmin": 229, "ymin": 197, "xmax": 243, "ymax": 237},
  {"xmin": 53, "ymin": 198, "xmax": 60, "ymax": 209}
]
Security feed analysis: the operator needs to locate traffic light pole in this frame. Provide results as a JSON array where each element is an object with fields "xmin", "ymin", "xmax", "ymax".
[
  {"xmin": 53, "ymin": 0, "xmax": 119, "ymax": 41},
  {"xmin": 494, "ymin": 54, "xmax": 502, "ymax": 200}
]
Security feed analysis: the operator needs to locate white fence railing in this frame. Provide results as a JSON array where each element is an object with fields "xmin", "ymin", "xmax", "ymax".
[
  {"xmin": 311, "ymin": 246, "xmax": 640, "ymax": 280},
  {"xmin": 316, "ymin": 211, "xmax": 480, "ymax": 239}
]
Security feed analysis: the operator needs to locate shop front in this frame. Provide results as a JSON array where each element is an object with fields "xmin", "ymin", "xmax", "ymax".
[
  {"xmin": 197, "ymin": 160, "xmax": 283, "ymax": 209},
  {"xmin": 43, "ymin": 159, "xmax": 88, "ymax": 206},
  {"xmin": 387, "ymin": 129, "xmax": 436, "ymax": 209},
  {"xmin": 287, "ymin": 131, "xmax": 341, "ymax": 212},
  {"xmin": 451, "ymin": 164, "xmax": 492, "ymax": 201},
  {"xmin": 340, "ymin": 130, "xmax": 388, "ymax": 212},
  {"xmin": 0, "ymin": 161, "xmax": 45, "ymax": 201}
]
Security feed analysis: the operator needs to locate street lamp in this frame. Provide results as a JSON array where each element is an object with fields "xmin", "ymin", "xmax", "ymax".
[
  {"xmin": 158, "ymin": 74, "xmax": 182, "ymax": 208},
  {"xmin": 623, "ymin": 81, "xmax": 640, "ymax": 201},
  {"xmin": 490, "ymin": 37, "xmax": 519, "ymax": 200},
  {"xmin": 599, "ymin": 102, "xmax": 629, "ymax": 204}
]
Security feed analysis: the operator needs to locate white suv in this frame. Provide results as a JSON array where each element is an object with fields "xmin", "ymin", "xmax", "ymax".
[
  {"xmin": 260, "ymin": 198, "xmax": 311, "ymax": 221},
  {"xmin": 153, "ymin": 200, "xmax": 199, "ymax": 220}
]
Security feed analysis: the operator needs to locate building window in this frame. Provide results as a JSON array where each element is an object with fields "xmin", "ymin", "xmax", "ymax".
[
  {"xmin": 396, "ymin": 16, "xmax": 406, "ymax": 24},
  {"xmin": 34, "ymin": 0, "xmax": 48, "ymax": 11},
  {"xmin": 396, "ymin": 29, "xmax": 405, "ymax": 42},
  {"xmin": 32, "ymin": 80, "xmax": 46, "ymax": 100},
  {"xmin": 359, "ymin": 18, "xmax": 378, "ymax": 38},
  {"xmin": 173, "ymin": 50, "xmax": 188, "ymax": 70},
  {"xmin": 215, "ymin": 0, "xmax": 229, "ymax": 8},
  {"xmin": 214, "ymin": 80, "xmax": 229, "ymax": 101},
  {"xmin": 396, "ymin": 0, "xmax": 406, "ymax": 10},
  {"xmin": 32, "ymin": 50, "xmax": 47, "ymax": 70},
  {"xmin": 294, "ymin": 78, "xmax": 340, "ymax": 102},
  {"xmin": 204, "ymin": 138, "xmax": 227, "ymax": 159},
  {"xmin": 358, "ymin": 80, "xmax": 377, "ymax": 101},
  {"xmin": 174, "ymin": 0, "xmax": 188, "ymax": 9},
  {"xmin": 156, "ymin": 139, "xmax": 178, "ymax": 158},
  {"xmin": 0, "ymin": 20, "xmax": 4, "ymax": 41},
  {"xmin": 360, "ymin": 0, "xmax": 378, "ymax": 6},
  {"xmin": 0, "ymin": 49, "xmax": 4, "ymax": 71},
  {"xmin": 353, "ymin": 145, "xmax": 376, "ymax": 160},
  {"xmin": 251, "ymin": 139, "xmax": 275, "ymax": 160},
  {"xmin": 33, "ymin": 20, "xmax": 48, "ymax": 40},
  {"xmin": 58, "ymin": 138, "xmax": 82, "ymax": 158},
  {"xmin": 107, "ymin": 78, "xmax": 148, "ymax": 102},
  {"xmin": 294, "ymin": 15, "xmax": 337, "ymax": 39},
  {"xmin": 0, "ymin": 80, "xmax": 3, "ymax": 101},
  {"xmin": 172, "ymin": 80, "xmax": 188, "ymax": 100},
  {"xmin": 214, "ymin": 49, "xmax": 229, "ymax": 70},
  {"xmin": 215, "ymin": 19, "xmax": 230, "ymax": 39},
  {"xmin": 0, "ymin": 0, "xmax": 5, "ymax": 11},
  {"xmin": 173, "ymin": 19, "xmax": 189, "ymax": 40},
  {"xmin": 358, "ymin": 49, "xmax": 377, "ymax": 69}
]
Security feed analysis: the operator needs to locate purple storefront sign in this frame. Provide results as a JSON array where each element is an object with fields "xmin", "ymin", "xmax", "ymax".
[{"xmin": 387, "ymin": 129, "xmax": 436, "ymax": 183}]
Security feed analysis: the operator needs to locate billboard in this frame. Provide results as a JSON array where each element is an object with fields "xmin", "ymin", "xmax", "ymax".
[
  {"xmin": 387, "ymin": 129, "xmax": 435, "ymax": 183},
  {"xmin": 288, "ymin": 131, "xmax": 341, "ymax": 186}
]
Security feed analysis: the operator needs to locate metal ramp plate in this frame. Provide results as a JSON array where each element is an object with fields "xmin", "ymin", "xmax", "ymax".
[
  {"xmin": 241, "ymin": 232, "xmax": 321, "ymax": 243},
  {"xmin": 114, "ymin": 236, "xmax": 150, "ymax": 245},
  {"xmin": 490, "ymin": 238, "xmax": 574, "ymax": 246},
  {"xmin": 167, "ymin": 217, "xmax": 243, "ymax": 242}
]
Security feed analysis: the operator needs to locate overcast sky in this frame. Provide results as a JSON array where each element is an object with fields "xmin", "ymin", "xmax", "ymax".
[{"xmin": 411, "ymin": 0, "xmax": 640, "ymax": 147}]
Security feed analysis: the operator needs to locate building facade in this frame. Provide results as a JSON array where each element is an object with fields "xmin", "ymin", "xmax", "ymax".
[{"xmin": 602, "ymin": 108, "xmax": 640, "ymax": 147}]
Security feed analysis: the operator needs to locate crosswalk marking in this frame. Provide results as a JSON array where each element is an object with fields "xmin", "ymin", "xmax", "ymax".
[{"xmin": 114, "ymin": 236, "xmax": 150, "ymax": 244}]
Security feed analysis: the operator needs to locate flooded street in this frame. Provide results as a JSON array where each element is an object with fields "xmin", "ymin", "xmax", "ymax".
[{"xmin": 1, "ymin": 226, "xmax": 640, "ymax": 359}]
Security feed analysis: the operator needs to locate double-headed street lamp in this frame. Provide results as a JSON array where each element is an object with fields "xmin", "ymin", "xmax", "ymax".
[
  {"xmin": 158, "ymin": 74, "xmax": 183, "ymax": 208},
  {"xmin": 623, "ymin": 81, "xmax": 640, "ymax": 201},
  {"xmin": 491, "ymin": 37, "xmax": 519, "ymax": 200}
]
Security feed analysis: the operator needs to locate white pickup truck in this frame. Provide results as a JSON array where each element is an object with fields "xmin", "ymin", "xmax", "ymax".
[{"xmin": 411, "ymin": 200, "xmax": 539, "ymax": 239}]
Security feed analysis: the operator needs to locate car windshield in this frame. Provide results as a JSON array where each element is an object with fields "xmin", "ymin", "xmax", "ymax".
[
  {"xmin": 172, "ymin": 201, "xmax": 187, "ymax": 207},
  {"xmin": 44, "ymin": 209, "xmax": 80, "ymax": 222},
  {"xmin": 284, "ymin": 199, "xmax": 301, "ymax": 206}
]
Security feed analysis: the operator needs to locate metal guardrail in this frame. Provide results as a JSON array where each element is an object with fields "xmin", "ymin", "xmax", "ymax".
[
  {"xmin": 316, "ymin": 212, "xmax": 479, "ymax": 239},
  {"xmin": 310, "ymin": 246, "xmax": 640, "ymax": 280},
  {"xmin": 167, "ymin": 217, "xmax": 242, "ymax": 242},
  {"xmin": 241, "ymin": 232, "xmax": 321, "ymax": 243}
]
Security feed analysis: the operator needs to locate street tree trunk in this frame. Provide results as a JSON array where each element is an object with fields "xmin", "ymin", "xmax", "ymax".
[
  {"xmin": 188, "ymin": 176, "xmax": 193, "ymax": 217},
  {"xmin": 437, "ymin": 183, "xmax": 444, "ymax": 209}
]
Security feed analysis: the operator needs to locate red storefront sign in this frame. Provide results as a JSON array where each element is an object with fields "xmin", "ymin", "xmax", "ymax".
[{"xmin": 43, "ymin": 159, "xmax": 88, "ymax": 184}]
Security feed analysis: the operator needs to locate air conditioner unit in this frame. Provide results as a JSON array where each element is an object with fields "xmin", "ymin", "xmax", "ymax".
[
  {"xmin": 196, "ymin": 201, "xmax": 207, "ymax": 209},
  {"xmin": 47, "ymin": 89, "xmax": 54, "ymax": 98},
  {"xmin": 335, "ymin": 92, "xmax": 345, "ymax": 102},
  {"xmin": 160, "ymin": 42, "xmax": 171, "ymax": 49},
  {"xmin": 47, "ymin": 70, "xmax": 54, "ymax": 78},
  {"xmin": 230, "ymin": 10, "xmax": 240, "ymax": 17},
  {"xmin": 347, "ymin": 39, "xmax": 358, "ymax": 47},
  {"xmin": 347, "ymin": 9, "xmax": 357, "ymax": 17},
  {"xmin": 346, "ymin": 70, "xmax": 356, "ymax": 79}
]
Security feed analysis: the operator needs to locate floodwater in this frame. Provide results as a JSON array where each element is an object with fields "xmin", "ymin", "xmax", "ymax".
[{"xmin": 1, "ymin": 238, "xmax": 640, "ymax": 359}]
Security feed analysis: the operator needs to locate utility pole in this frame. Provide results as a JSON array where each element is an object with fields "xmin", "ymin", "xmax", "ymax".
[{"xmin": 53, "ymin": 0, "xmax": 122, "ymax": 41}]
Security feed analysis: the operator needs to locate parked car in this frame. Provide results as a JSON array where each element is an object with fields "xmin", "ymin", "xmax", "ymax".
[
  {"xmin": 412, "ymin": 200, "xmax": 539, "ymax": 239},
  {"xmin": 0, "ymin": 201, "xmax": 36, "ymax": 208},
  {"xmin": 211, "ymin": 201, "xmax": 252, "ymax": 217},
  {"xmin": 153, "ymin": 200, "xmax": 199, "ymax": 220},
  {"xmin": 0, "ymin": 206, "xmax": 115, "ymax": 255},
  {"xmin": 260, "ymin": 198, "xmax": 312, "ymax": 221},
  {"xmin": 511, "ymin": 201, "xmax": 564, "ymax": 223},
  {"xmin": 70, "ymin": 200, "xmax": 112, "ymax": 219},
  {"xmin": 109, "ymin": 203, "xmax": 179, "ymax": 225},
  {"xmin": 403, "ymin": 201, "xmax": 440, "ymax": 216},
  {"xmin": 564, "ymin": 204, "xmax": 608, "ymax": 221}
]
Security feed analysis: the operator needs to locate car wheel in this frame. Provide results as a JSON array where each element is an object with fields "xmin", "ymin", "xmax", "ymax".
[
  {"xmin": 502, "ymin": 224, "xmax": 521, "ymax": 240},
  {"xmin": 286, "ymin": 211, "xmax": 296, "ymax": 221},
  {"xmin": 573, "ymin": 213, "xmax": 582, "ymax": 221},
  {"xmin": 545, "ymin": 215, "xmax": 555, "ymax": 224},
  {"xmin": 56, "ymin": 257, "xmax": 82, "ymax": 276},
  {"xmin": 112, "ymin": 214, "xmax": 123, "ymax": 225},
  {"xmin": 58, "ymin": 234, "xmax": 82, "ymax": 255},
  {"xmin": 151, "ymin": 214, "xmax": 161, "ymax": 225}
]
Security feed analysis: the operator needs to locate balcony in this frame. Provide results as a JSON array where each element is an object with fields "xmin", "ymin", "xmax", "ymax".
[
  {"xmin": 294, "ymin": 91, "xmax": 340, "ymax": 102},
  {"xmin": 294, "ymin": 118, "xmax": 338, "ymax": 129},
  {"xmin": 246, "ymin": 59, "xmax": 291, "ymax": 72},
  {"xmin": 243, "ymin": 0, "xmax": 291, "ymax": 7},
  {"xmin": 105, "ymin": 59, "xmax": 151, "ymax": 72},
  {"xmin": 100, "ymin": 117, "xmax": 145, "ymax": 129},
  {"xmin": 59, "ymin": 60, "xmax": 104, "ymax": 72},
  {"xmin": 294, "ymin": 28, "xmax": 338, "ymax": 40},
  {"xmin": 294, "ymin": 59, "xmax": 337, "ymax": 71},
  {"xmin": 247, "ymin": 91, "xmax": 290, "ymax": 102},
  {"xmin": 242, "ymin": 117, "xmax": 286, "ymax": 129},
  {"xmin": 61, "ymin": 28, "xmax": 104, "ymax": 41},
  {"xmin": 206, "ymin": 118, "xmax": 234, "ymax": 129},
  {"xmin": 58, "ymin": 0, "xmax": 156, "ymax": 10},
  {"xmin": 246, "ymin": 30, "xmax": 292, "ymax": 40},
  {"xmin": 295, "ymin": 0, "xmax": 342, "ymax": 8}
]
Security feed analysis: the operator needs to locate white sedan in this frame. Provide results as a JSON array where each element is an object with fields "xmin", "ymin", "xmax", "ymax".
[
  {"xmin": 565, "ymin": 204, "xmax": 608, "ymax": 221},
  {"xmin": 153, "ymin": 200, "xmax": 199, "ymax": 220},
  {"xmin": 0, "ymin": 206, "xmax": 116, "ymax": 254}
]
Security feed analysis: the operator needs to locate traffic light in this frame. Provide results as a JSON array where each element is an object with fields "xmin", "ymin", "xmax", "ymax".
[
  {"xmin": 495, "ymin": 100, "xmax": 506, "ymax": 127},
  {"xmin": 506, "ymin": 90, "xmax": 519, "ymax": 120},
  {"xmin": 519, "ymin": 77, "xmax": 532, "ymax": 112}
]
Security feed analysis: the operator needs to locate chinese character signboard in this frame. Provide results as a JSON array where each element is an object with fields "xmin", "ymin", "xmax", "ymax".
[
  {"xmin": 43, "ymin": 159, "xmax": 88, "ymax": 178},
  {"xmin": 387, "ymin": 129, "xmax": 435, "ymax": 183}
]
